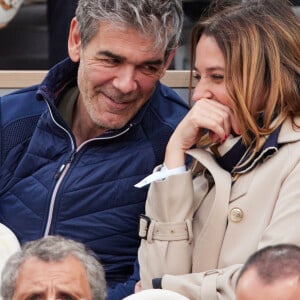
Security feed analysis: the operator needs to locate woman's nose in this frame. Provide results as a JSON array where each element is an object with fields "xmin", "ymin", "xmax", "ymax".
[{"xmin": 192, "ymin": 78, "xmax": 213, "ymax": 102}]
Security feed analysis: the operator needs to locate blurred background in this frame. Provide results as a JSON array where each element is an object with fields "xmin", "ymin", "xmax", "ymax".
[
  {"xmin": 0, "ymin": 0, "xmax": 299, "ymax": 71},
  {"xmin": 0, "ymin": 0, "xmax": 211, "ymax": 70}
]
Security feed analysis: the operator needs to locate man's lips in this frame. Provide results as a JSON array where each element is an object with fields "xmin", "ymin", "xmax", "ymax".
[{"xmin": 102, "ymin": 93, "xmax": 135, "ymax": 110}]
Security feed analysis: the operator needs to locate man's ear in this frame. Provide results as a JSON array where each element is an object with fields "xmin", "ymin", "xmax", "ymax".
[
  {"xmin": 160, "ymin": 48, "xmax": 177, "ymax": 78},
  {"xmin": 68, "ymin": 17, "xmax": 81, "ymax": 62}
]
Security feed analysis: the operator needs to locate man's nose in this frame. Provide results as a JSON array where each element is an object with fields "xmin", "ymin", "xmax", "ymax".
[{"xmin": 112, "ymin": 66, "xmax": 138, "ymax": 94}]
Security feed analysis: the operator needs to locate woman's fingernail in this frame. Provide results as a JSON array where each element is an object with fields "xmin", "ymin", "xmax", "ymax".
[{"xmin": 221, "ymin": 134, "xmax": 228, "ymax": 144}]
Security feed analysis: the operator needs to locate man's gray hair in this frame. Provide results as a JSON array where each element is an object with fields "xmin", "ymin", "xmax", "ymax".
[
  {"xmin": 1, "ymin": 236, "xmax": 106, "ymax": 300},
  {"xmin": 76, "ymin": 0, "xmax": 184, "ymax": 58}
]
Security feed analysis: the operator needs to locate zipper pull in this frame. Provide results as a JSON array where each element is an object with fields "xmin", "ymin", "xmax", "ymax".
[
  {"xmin": 54, "ymin": 163, "xmax": 66, "ymax": 180},
  {"xmin": 54, "ymin": 151, "xmax": 76, "ymax": 180}
]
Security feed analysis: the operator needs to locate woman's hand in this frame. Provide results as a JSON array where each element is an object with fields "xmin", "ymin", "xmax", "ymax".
[{"xmin": 165, "ymin": 98, "xmax": 239, "ymax": 168}]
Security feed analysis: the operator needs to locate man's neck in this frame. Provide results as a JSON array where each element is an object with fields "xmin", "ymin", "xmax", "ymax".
[{"xmin": 71, "ymin": 96, "xmax": 106, "ymax": 147}]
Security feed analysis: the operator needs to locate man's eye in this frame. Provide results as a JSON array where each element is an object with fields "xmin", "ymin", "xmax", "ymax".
[
  {"xmin": 140, "ymin": 65, "xmax": 160, "ymax": 75},
  {"xmin": 99, "ymin": 58, "xmax": 120, "ymax": 66},
  {"xmin": 57, "ymin": 293, "xmax": 76, "ymax": 300},
  {"xmin": 26, "ymin": 294, "xmax": 42, "ymax": 300}
]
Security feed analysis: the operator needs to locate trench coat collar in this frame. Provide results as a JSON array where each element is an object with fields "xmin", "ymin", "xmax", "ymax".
[
  {"xmin": 187, "ymin": 117, "xmax": 300, "ymax": 203},
  {"xmin": 215, "ymin": 116, "xmax": 300, "ymax": 175},
  {"xmin": 278, "ymin": 116, "xmax": 300, "ymax": 144}
]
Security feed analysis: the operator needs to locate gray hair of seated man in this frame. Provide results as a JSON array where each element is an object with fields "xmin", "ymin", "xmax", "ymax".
[
  {"xmin": 0, "ymin": 235, "xmax": 106, "ymax": 300},
  {"xmin": 75, "ymin": 0, "xmax": 184, "ymax": 58}
]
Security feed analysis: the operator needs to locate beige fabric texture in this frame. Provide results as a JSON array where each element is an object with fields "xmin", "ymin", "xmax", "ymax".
[{"xmin": 139, "ymin": 116, "xmax": 300, "ymax": 300}]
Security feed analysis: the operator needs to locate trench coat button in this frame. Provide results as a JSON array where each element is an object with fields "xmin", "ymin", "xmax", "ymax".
[{"xmin": 230, "ymin": 207, "xmax": 243, "ymax": 223}]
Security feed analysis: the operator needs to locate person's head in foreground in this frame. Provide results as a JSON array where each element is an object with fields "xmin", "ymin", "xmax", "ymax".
[
  {"xmin": 190, "ymin": 0, "xmax": 300, "ymax": 153},
  {"xmin": 236, "ymin": 244, "xmax": 300, "ymax": 300},
  {"xmin": 0, "ymin": 236, "xmax": 106, "ymax": 300}
]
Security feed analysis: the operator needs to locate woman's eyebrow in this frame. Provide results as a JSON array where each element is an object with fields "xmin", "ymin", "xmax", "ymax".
[{"xmin": 194, "ymin": 66, "xmax": 224, "ymax": 72}]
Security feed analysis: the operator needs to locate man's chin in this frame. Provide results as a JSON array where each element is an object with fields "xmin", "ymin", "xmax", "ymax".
[{"xmin": 96, "ymin": 120, "xmax": 130, "ymax": 132}]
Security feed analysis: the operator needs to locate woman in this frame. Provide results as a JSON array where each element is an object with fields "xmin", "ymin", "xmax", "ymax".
[{"xmin": 135, "ymin": 0, "xmax": 300, "ymax": 299}]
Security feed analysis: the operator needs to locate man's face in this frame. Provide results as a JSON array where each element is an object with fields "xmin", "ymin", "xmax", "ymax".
[
  {"xmin": 236, "ymin": 268, "xmax": 300, "ymax": 300},
  {"xmin": 12, "ymin": 255, "xmax": 92, "ymax": 300},
  {"xmin": 69, "ymin": 19, "xmax": 174, "ymax": 135}
]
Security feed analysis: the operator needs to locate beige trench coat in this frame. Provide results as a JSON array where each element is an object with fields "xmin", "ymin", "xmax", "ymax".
[{"xmin": 138, "ymin": 117, "xmax": 300, "ymax": 300}]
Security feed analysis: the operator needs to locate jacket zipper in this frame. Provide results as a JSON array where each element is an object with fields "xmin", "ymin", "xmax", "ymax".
[{"xmin": 43, "ymin": 102, "xmax": 133, "ymax": 236}]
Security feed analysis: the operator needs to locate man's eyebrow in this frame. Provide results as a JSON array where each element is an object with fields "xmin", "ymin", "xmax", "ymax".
[
  {"xmin": 97, "ymin": 50, "xmax": 163, "ymax": 66},
  {"xmin": 97, "ymin": 50, "xmax": 124, "ymax": 60}
]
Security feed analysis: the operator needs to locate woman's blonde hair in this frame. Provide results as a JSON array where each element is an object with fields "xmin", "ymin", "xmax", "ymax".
[{"xmin": 190, "ymin": 0, "xmax": 300, "ymax": 151}]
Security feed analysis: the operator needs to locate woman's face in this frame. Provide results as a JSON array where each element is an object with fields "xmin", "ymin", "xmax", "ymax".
[
  {"xmin": 193, "ymin": 34, "xmax": 232, "ymax": 108},
  {"xmin": 192, "ymin": 34, "xmax": 240, "ymax": 135}
]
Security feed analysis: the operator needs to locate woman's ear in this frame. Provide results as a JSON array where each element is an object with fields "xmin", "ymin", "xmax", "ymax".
[{"xmin": 68, "ymin": 17, "xmax": 81, "ymax": 62}]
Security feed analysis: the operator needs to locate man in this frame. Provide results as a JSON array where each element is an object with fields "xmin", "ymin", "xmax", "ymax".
[
  {"xmin": 235, "ymin": 244, "xmax": 300, "ymax": 300},
  {"xmin": 0, "ymin": 0, "xmax": 187, "ymax": 299},
  {"xmin": 0, "ymin": 236, "xmax": 106, "ymax": 300}
]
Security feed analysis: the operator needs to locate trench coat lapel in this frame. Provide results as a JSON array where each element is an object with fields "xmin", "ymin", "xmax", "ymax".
[{"xmin": 186, "ymin": 149, "xmax": 232, "ymax": 270}]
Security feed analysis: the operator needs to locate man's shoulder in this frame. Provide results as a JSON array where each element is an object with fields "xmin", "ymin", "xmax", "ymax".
[
  {"xmin": 139, "ymin": 83, "xmax": 188, "ymax": 164},
  {"xmin": 148, "ymin": 82, "xmax": 188, "ymax": 127},
  {"xmin": 155, "ymin": 82, "xmax": 188, "ymax": 107},
  {"xmin": 0, "ymin": 85, "xmax": 46, "ymax": 127},
  {"xmin": 1, "ymin": 85, "xmax": 40, "ymax": 103}
]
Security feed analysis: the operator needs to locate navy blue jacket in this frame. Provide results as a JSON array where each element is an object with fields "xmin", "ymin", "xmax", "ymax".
[{"xmin": 0, "ymin": 58, "xmax": 188, "ymax": 299}]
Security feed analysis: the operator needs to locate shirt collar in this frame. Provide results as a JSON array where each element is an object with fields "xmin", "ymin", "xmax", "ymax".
[{"xmin": 215, "ymin": 125, "xmax": 281, "ymax": 175}]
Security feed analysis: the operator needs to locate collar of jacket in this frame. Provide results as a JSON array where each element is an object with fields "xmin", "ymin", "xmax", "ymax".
[
  {"xmin": 236, "ymin": 116, "xmax": 300, "ymax": 174},
  {"xmin": 197, "ymin": 116, "xmax": 300, "ymax": 176},
  {"xmin": 36, "ymin": 57, "xmax": 79, "ymax": 103},
  {"xmin": 216, "ymin": 116, "xmax": 300, "ymax": 175},
  {"xmin": 229, "ymin": 125, "xmax": 281, "ymax": 174}
]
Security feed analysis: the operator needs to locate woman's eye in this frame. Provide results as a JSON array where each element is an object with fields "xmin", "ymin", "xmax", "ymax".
[
  {"xmin": 211, "ymin": 74, "xmax": 224, "ymax": 80},
  {"xmin": 193, "ymin": 74, "xmax": 201, "ymax": 81},
  {"xmin": 192, "ymin": 73, "xmax": 224, "ymax": 83}
]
